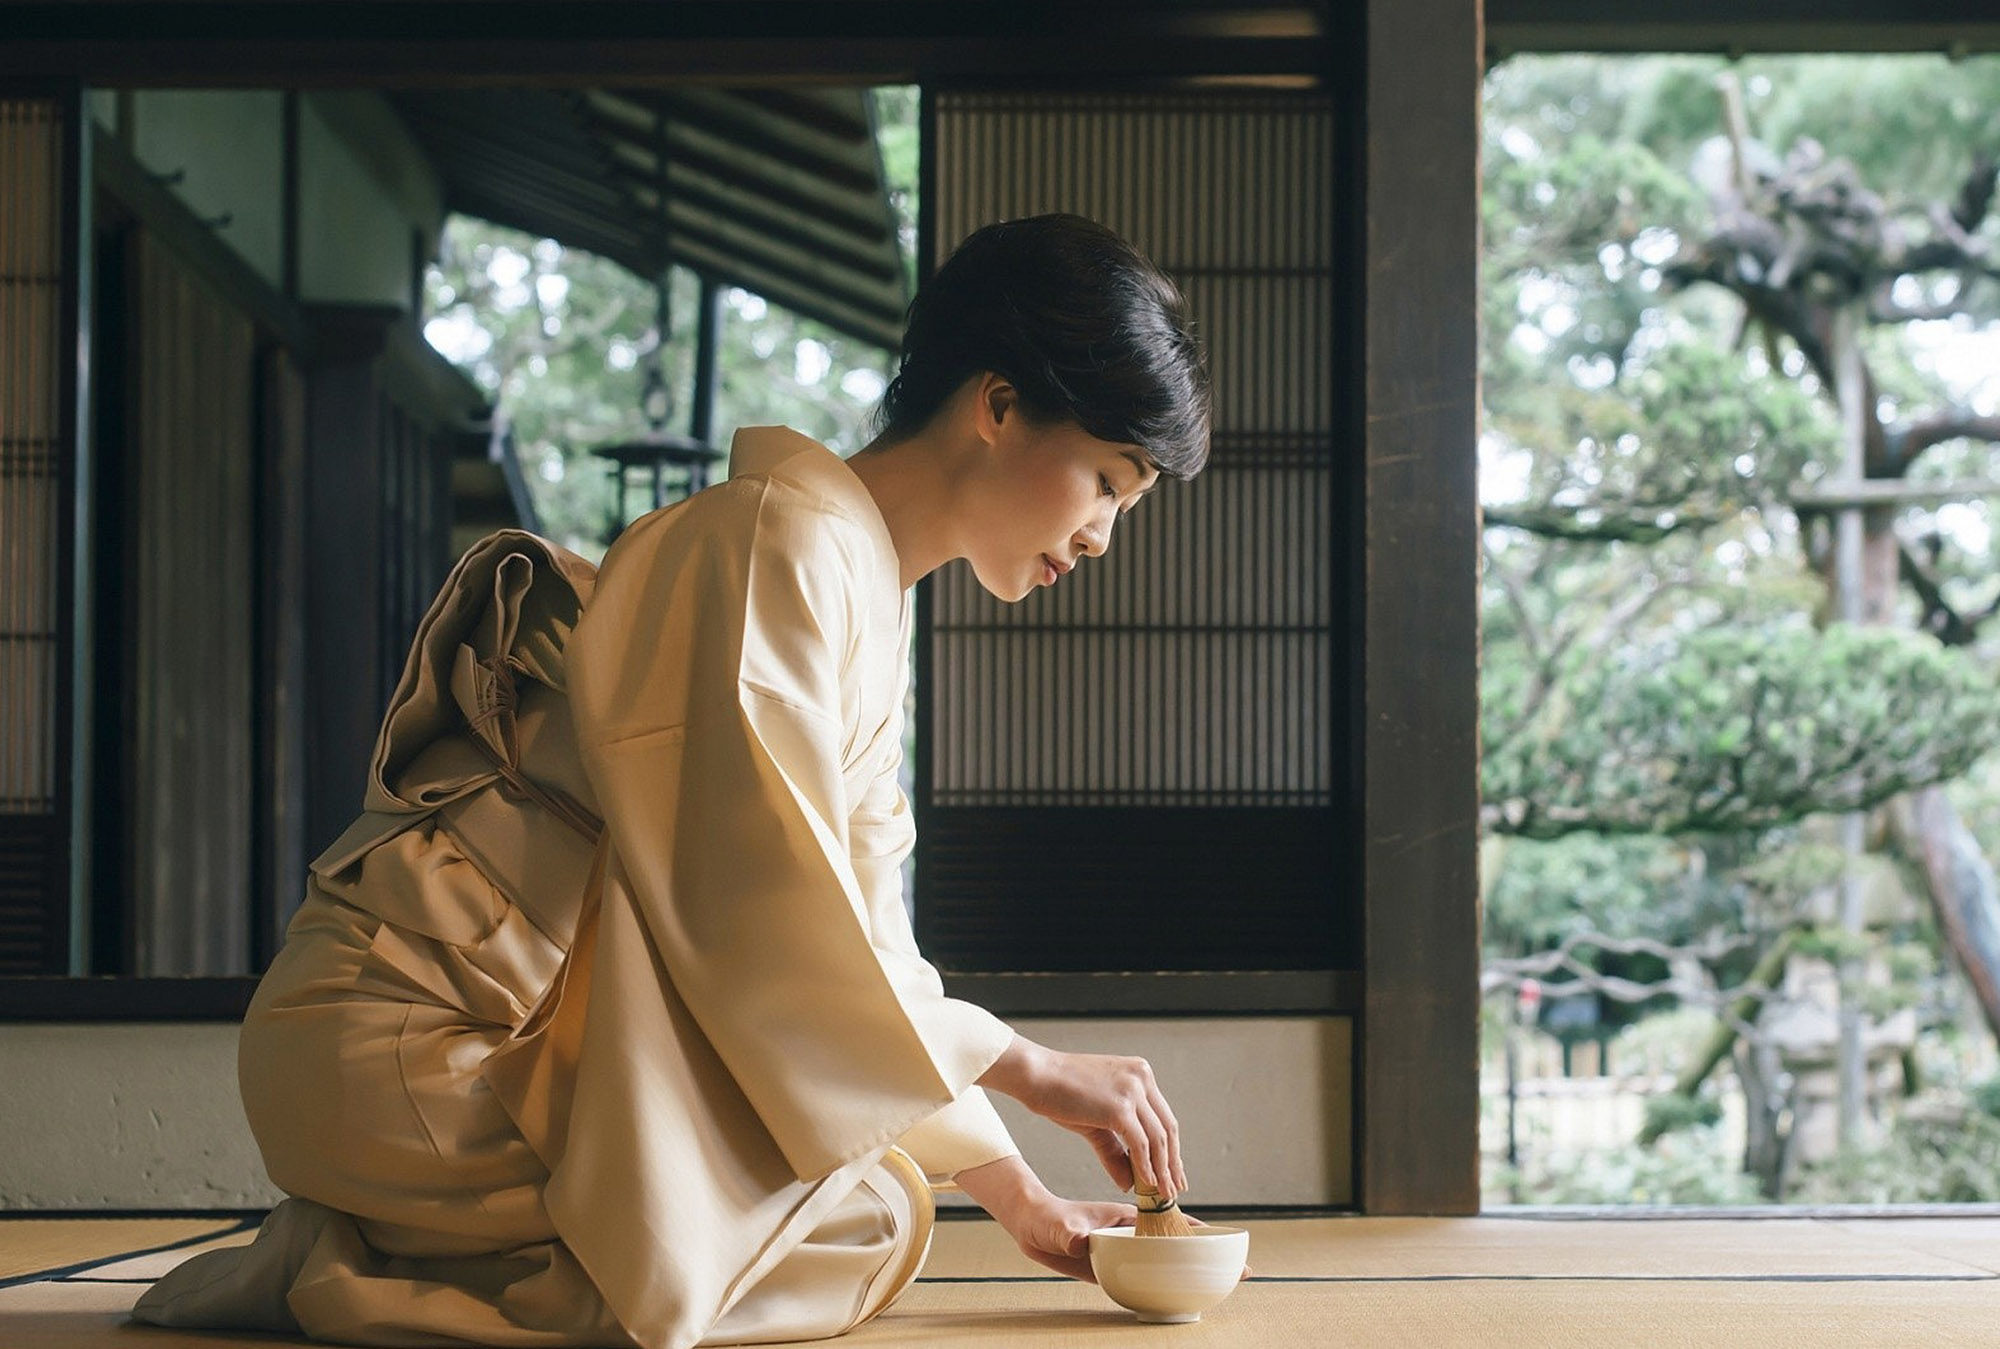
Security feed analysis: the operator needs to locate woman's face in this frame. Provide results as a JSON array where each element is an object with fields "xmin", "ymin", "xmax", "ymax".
[{"xmin": 967, "ymin": 395, "xmax": 1161, "ymax": 603}]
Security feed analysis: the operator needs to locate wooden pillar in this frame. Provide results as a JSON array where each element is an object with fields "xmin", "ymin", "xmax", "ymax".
[
  {"xmin": 301, "ymin": 304, "xmax": 398, "ymax": 862},
  {"xmin": 253, "ymin": 347, "xmax": 309, "ymax": 965},
  {"xmin": 690, "ymin": 273, "xmax": 722, "ymax": 447},
  {"xmin": 1357, "ymin": 0, "xmax": 1484, "ymax": 1214}
]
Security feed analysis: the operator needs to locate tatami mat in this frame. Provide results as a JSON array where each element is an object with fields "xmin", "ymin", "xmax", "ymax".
[
  {"xmin": 0, "ymin": 1218, "xmax": 252, "ymax": 1284},
  {"xmin": 1824, "ymin": 1217, "xmax": 2000, "ymax": 1275},
  {"xmin": 3, "ymin": 1213, "xmax": 1998, "ymax": 1347},
  {"xmin": 67, "ymin": 1229, "xmax": 261, "ymax": 1284},
  {"xmin": 925, "ymin": 1214, "xmax": 2000, "ymax": 1280},
  {"xmin": 874, "ymin": 1277, "xmax": 2000, "ymax": 1348}
]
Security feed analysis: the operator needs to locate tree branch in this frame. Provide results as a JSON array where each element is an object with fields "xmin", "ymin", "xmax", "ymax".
[
  {"xmin": 1899, "ymin": 539, "xmax": 2000, "ymax": 646},
  {"xmin": 1896, "ymin": 407, "xmax": 2000, "ymax": 464},
  {"xmin": 1482, "ymin": 929, "xmax": 1758, "ymax": 1000},
  {"xmin": 1484, "ymin": 503, "xmax": 1724, "ymax": 542},
  {"xmin": 1487, "ymin": 548, "xmax": 1546, "ymax": 665},
  {"xmin": 1867, "ymin": 274, "xmax": 1977, "ymax": 324}
]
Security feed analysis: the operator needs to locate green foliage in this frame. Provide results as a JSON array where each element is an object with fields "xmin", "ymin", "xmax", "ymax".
[
  {"xmin": 1486, "ymin": 624, "xmax": 2000, "ymax": 838},
  {"xmin": 1973, "ymin": 1077, "xmax": 2000, "ymax": 1120},
  {"xmin": 1485, "ymin": 338, "xmax": 1840, "ymax": 537},
  {"xmin": 1728, "ymin": 838, "xmax": 1848, "ymax": 901},
  {"xmin": 1749, "ymin": 55, "xmax": 2000, "ymax": 243},
  {"xmin": 1480, "ymin": 52, "xmax": 2000, "ymax": 1205},
  {"xmin": 1494, "ymin": 1125, "xmax": 1767, "ymax": 1207},
  {"xmin": 1482, "ymin": 53, "xmax": 2000, "ymax": 616},
  {"xmin": 1612, "ymin": 1004, "xmax": 1729, "ymax": 1069},
  {"xmin": 871, "ymin": 86, "xmax": 920, "ymax": 295},
  {"xmin": 1793, "ymin": 1108, "xmax": 2000, "ymax": 1204},
  {"xmin": 1485, "ymin": 833, "xmax": 1697, "ymax": 952},
  {"xmin": 422, "ymin": 88, "xmax": 922, "ymax": 561},
  {"xmin": 1640, "ymin": 1090, "xmax": 1722, "ymax": 1139},
  {"xmin": 1789, "ymin": 926, "xmax": 1874, "ymax": 966}
]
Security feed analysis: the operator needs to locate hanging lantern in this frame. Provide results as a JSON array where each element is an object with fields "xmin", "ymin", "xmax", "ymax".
[{"xmin": 589, "ymin": 104, "xmax": 724, "ymax": 541}]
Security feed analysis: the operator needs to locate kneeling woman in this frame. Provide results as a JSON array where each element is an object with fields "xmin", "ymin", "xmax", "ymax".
[{"xmin": 136, "ymin": 213, "xmax": 1211, "ymax": 1349}]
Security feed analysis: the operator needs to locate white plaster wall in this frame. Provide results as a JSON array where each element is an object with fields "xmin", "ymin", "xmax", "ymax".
[
  {"xmin": 89, "ymin": 89, "xmax": 119, "ymax": 136},
  {"xmin": 957, "ymin": 1017, "xmax": 1352, "ymax": 1209},
  {"xmin": 0, "ymin": 1017, "xmax": 1348, "ymax": 1211},
  {"xmin": 129, "ymin": 91, "xmax": 287, "ymax": 291},
  {"xmin": 84, "ymin": 88, "xmax": 442, "ymax": 311},
  {"xmin": 0, "ymin": 1023, "xmax": 281, "ymax": 1210},
  {"xmin": 299, "ymin": 91, "xmax": 444, "ymax": 309}
]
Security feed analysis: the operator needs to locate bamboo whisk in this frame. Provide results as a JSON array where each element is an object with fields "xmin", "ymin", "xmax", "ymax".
[{"xmin": 1132, "ymin": 1180, "xmax": 1196, "ymax": 1237}]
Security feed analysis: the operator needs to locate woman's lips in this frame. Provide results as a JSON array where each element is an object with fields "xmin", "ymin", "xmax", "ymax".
[{"xmin": 1043, "ymin": 556, "xmax": 1059, "ymax": 586}]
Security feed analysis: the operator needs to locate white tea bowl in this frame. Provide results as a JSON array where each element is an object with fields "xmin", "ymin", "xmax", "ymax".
[{"xmin": 1087, "ymin": 1225, "xmax": 1251, "ymax": 1324}]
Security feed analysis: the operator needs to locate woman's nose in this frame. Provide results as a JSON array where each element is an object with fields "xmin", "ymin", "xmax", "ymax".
[{"xmin": 1077, "ymin": 516, "xmax": 1112, "ymax": 557}]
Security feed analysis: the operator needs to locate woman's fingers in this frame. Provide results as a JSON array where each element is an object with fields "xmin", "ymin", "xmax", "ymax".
[
  {"xmin": 1030, "ymin": 1050, "xmax": 1191, "ymax": 1201},
  {"xmin": 1126, "ymin": 1058, "xmax": 1185, "ymax": 1200},
  {"xmin": 1014, "ymin": 1199, "xmax": 1137, "ymax": 1284},
  {"xmin": 1087, "ymin": 1128, "xmax": 1136, "ymax": 1191},
  {"xmin": 1140, "ymin": 1108, "xmax": 1173, "ymax": 1201},
  {"xmin": 1024, "ymin": 1248, "xmax": 1097, "ymax": 1283},
  {"xmin": 1118, "ymin": 1109, "xmax": 1157, "ymax": 1195},
  {"xmin": 1121, "ymin": 1102, "xmax": 1179, "ymax": 1202},
  {"xmin": 1148, "ymin": 1081, "xmax": 1187, "ymax": 1195}
]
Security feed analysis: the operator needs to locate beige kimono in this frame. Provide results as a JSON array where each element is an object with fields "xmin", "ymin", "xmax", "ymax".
[{"xmin": 134, "ymin": 427, "xmax": 1019, "ymax": 1349}]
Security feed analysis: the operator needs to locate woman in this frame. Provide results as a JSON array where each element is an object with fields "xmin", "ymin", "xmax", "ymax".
[{"xmin": 135, "ymin": 212, "xmax": 1211, "ymax": 1348}]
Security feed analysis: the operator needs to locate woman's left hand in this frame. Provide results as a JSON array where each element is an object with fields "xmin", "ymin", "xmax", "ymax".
[
  {"xmin": 954, "ymin": 1156, "xmax": 1135, "ymax": 1282},
  {"xmin": 1004, "ymin": 1194, "xmax": 1138, "ymax": 1282}
]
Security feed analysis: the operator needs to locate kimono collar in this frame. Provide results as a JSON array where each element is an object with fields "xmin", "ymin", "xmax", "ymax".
[{"xmin": 726, "ymin": 425, "xmax": 906, "ymax": 593}]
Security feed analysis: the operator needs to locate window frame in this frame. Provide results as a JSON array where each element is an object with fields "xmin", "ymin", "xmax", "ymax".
[{"xmin": 0, "ymin": 0, "xmax": 1481, "ymax": 1218}]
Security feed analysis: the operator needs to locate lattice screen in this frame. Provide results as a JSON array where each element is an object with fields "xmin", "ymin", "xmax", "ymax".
[
  {"xmin": 0, "ymin": 98, "xmax": 68, "ymax": 974},
  {"xmin": 929, "ymin": 94, "xmax": 1336, "ymax": 809},
  {"xmin": 919, "ymin": 92, "xmax": 1347, "ymax": 975},
  {"xmin": 127, "ymin": 230, "xmax": 257, "ymax": 976}
]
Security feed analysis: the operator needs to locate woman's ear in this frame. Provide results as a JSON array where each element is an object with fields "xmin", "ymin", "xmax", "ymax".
[{"xmin": 981, "ymin": 374, "xmax": 1017, "ymax": 434}]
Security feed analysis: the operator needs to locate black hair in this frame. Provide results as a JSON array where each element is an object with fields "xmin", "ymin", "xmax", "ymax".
[{"xmin": 874, "ymin": 213, "xmax": 1211, "ymax": 479}]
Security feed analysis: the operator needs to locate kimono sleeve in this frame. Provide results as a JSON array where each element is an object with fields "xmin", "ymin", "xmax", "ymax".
[
  {"xmin": 564, "ymin": 480, "xmax": 1015, "ymax": 1182},
  {"xmin": 848, "ymin": 726, "xmax": 1020, "ymax": 1183}
]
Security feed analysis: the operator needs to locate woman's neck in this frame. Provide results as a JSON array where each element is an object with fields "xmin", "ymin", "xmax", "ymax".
[{"xmin": 845, "ymin": 432, "xmax": 971, "ymax": 590}]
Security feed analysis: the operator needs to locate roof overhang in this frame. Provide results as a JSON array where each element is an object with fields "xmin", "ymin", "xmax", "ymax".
[{"xmin": 389, "ymin": 86, "xmax": 910, "ymax": 349}]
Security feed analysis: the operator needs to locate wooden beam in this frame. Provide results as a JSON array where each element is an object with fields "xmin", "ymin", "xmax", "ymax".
[
  {"xmin": 1357, "ymin": 0, "xmax": 1483, "ymax": 1215},
  {"xmin": 1487, "ymin": 0, "xmax": 2000, "ymax": 56},
  {"xmin": 942, "ymin": 971, "xmax": 1364, "ymax": 1018},
  {"xmin": 1790, "ymin": 479, "xmax": 2000, "ymax": 509},
  {"xmin": 0, "ymin": 975, "xmax": 258, "ymax": 1021},
  {"xmin": 605, "ymin": 88, "xmax": 879, "ymax": 193},
  {"xmin": 728, "ymin": 88, "xmax": 874, "ymax": 145},
  {"xmin": 0, "ymin": 3, "xmax": 1326, "ymax": 87}
]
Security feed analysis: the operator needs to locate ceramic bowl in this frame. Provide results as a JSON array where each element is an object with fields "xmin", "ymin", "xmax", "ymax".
[{"xmin": 1087, "ymin": 1225, "xmax": 1250, "ymax": 1324}]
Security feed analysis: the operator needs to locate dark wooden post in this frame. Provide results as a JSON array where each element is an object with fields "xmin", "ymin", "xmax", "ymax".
[
  {"xmin": 1358, "ymin": 0, "xmax": 1484, "ymax": 1214},
  {"xmin": 301, "ymin": 304, "xmax": 400, "ymax": 863},
  {"xmin": 690, "ymin": 273, "xmax": 722, "ymax": 448},
  {"xmin": 253, "ymin": 348, "xmax": 309, "ymax": 966}
]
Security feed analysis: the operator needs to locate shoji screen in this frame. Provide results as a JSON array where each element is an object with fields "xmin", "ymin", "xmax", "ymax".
[
  {"xmin": 122, "ymin": 230, "xmax": 257, "ymax": 975},
  {"xmin": 0, "ymin": 97, "xmax": 72, "ymax": 974},
  {"xmin": 917, "ymin": 93, "xmax": 1350, "ymax": 977}
]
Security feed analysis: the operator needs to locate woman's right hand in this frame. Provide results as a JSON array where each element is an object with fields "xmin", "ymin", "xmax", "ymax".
[{"xmin": 977, "ymin": 1035, "xmax": 1188, "ymax": 1199}]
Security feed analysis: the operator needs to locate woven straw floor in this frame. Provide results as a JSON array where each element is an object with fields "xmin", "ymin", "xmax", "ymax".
[{"xmin": 3, "ymin": 1212, "xmax": 1997, "ymax": 1347}]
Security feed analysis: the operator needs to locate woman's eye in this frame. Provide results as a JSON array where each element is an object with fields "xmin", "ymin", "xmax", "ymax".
[{"xmin": 1099, "ymin": 474, "xmax": 1116, "ymax": 498}]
